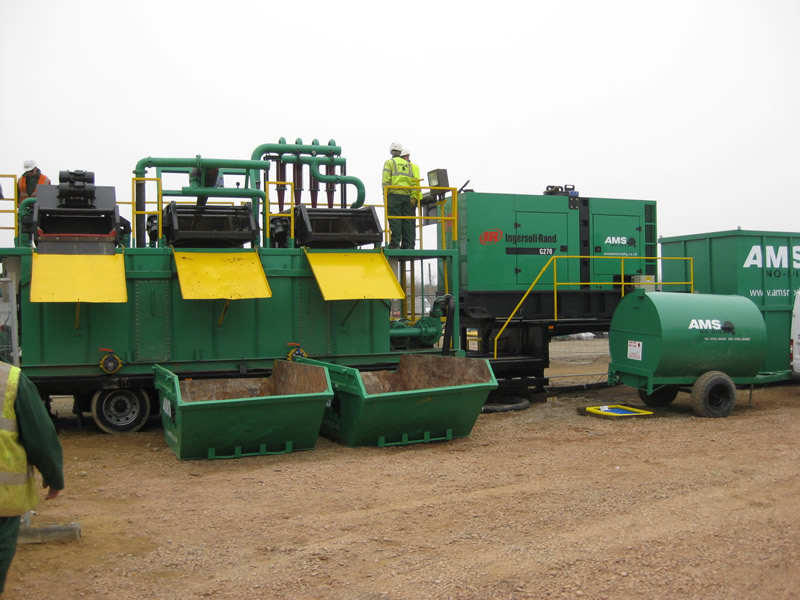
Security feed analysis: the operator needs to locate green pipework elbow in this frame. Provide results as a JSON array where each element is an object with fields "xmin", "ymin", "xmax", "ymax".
[
  {"xmin": 249, "ymin": 139, "xmax": 342, "ymax": 192},
  {"xmin": 388, "ymin": 316, "xmax": 444, "ymax": 347},
  {"xmin": 135, "ymin": 156, "xmax": 272, "ymax": 176}
]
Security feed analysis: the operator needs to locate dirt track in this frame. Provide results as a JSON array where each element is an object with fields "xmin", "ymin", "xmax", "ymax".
[{"xmin": 7, "ymin": 339, "xmax": 800, "ymax": 599}]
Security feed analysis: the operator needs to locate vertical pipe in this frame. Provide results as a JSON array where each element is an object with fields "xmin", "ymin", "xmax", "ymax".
[
  {"xmin": 293, "ymin": 160, "xmax": 303, "ymax": 208},
  {"xmin": 309, "ymin": 172, "xmax": 319, "ymax": 208},
  {"xmin": 325, "ymin": 162, "xmax": 335, "ymax": 208},
  {"xmin": 341, "ymin": 163, "xmax": 348, "ymax": 208},
  {"xmin": 135, "ymin": 179, "xmax": 146, "ymax": 248},
  {"xmin": 294, "ymin": 136, "xmax": 305, "ymax": 209},
  {"xmin": 276, "ymin": 159, "xmax": 286, "ymax": 213}
]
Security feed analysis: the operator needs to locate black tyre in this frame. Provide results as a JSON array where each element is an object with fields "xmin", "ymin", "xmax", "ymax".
[
  {"xmin": 91, "ymin": 388, "xmax": 151, "ymax": 433},
  {"xmin": 690, "ymin": 371, "xmax": 736, "ymax": 418},
  {"xmin": 637, "ymin": 387, "xmax": 679, "ymax": 407}
]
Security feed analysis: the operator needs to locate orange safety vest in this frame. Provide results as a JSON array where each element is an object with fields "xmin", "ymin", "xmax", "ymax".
[
  {"xmin": 0, "ymin": 363, "xmax": 40, "ymax": 516},
  {"xmin": 18, "ymin": 172, "xmax": 51, "ymax": 201}
]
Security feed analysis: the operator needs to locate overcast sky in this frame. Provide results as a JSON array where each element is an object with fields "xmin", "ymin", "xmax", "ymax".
[{"xmin": 1, "ymin": 0, "xmax": 798, "ymax": 245}]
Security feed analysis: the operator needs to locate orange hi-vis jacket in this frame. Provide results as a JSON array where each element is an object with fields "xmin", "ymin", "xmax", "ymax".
[{"xmin": 17, "ymin": 171, "xmax": 51, "ymax": 201}]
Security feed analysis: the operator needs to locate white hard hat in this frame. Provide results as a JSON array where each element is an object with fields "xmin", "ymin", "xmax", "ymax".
[
  {"xmin": 389, "ymin": 142, "xmax": 403, "ymax": 153},
  {"xmin": 24, "ymin": 159, "xmax": 37, "ymax": 171},
  {"xmin": 401, "ymin": 148, "xmax": 410, "ymax": 157}
]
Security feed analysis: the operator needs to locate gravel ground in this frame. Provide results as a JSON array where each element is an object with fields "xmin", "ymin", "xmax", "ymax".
[{"xmin": 7, "ymin": 339, "xmax": 800, "ymax": 599}]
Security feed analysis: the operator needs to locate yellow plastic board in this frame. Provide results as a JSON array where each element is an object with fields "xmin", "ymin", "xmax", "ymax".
[
  {"xmin": 583, "ymin": 404, "xmax": 654, "ymax": 419},
  {"xmin": 173, "ymin": 251, "xmax": 271, "ymax": 300},
  {"xmin": 31, "ymin": 253, "xmax": 127, "ymax": 303},
  {"xmin": 304, "ymin": 251, "xmax": 404, "ymax": 301}
]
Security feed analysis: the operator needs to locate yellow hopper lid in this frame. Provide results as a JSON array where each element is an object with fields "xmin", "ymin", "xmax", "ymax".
[
  {"xmin": 304, "ymin": 250, "xmax": 404, "ymax": 301},
  {"xmin": 31, "ymin": 253, "xmax": 127, "ymax": 303},
  {"xmin": 173, "ymin": 250, "xmax": 271, "ymax": 300}
]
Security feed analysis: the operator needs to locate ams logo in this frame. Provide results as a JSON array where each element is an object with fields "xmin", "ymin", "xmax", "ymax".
[
  {"xmin": 480, "ymin": 229, "xmax": 502, "ymax": 245},
  {"xmin": 605, "ymin": 236, "xmax": 636, "ymax": 246},
  {"xmin": 688, "ymin": 319, "xmax": 722, "ymax": 330}
]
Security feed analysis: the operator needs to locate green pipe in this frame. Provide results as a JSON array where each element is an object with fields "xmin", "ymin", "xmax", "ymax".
[
  {"xmin": 134, "ymin": 156, "xmax": 274, "ymax": 177},
  {"xmin": 134, "ymin": 156, "xmax": 271, "ymax": 246},
  {"xmin": 388, "ymin": 316, "xmax": 443, "ymax": 346},
  {"xmin": 248, "ymin": 138, "xmax": 341, "ymax": 191},
  {"xmin": 279, "ymin": 154, "xmax": 366, "ymax": 208},
  {"xmin": 16, "ymin": 198, "xmax": 37, "ymax": 247},
  {"xmin": 178, "ymin": 187, "xmax": 265, "ymax": 200}
]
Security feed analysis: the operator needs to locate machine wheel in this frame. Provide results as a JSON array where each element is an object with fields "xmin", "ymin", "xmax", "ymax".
[
  {"xmin": 91, "ymin": 388, "xmax": 151, "ymax": 433},
  {"xmin": 637, "ymin": 386, "xmax": 679, "ymax": 407},
  {"xmin": 690, "ymin": 371, "xmax": 736, "ymax": 418}
]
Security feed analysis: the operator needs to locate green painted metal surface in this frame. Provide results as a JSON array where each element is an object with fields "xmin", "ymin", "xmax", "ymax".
[
  {"xmin": 587, "ymin": 198, "xmax": 658, "ymax": 284},
  {"xmin": 154, "ymin": 361, "xmax": 332, "ymax": 460},
  {"xmin": 300, "ymin": 354, "xmax": 498, "ymax": 447},
  {"xmin": 608, "ymin": 290, "xmax": 767, "ymax": 391},
  {"xmin": 440, "ymin": 192, "xmax": 656, "ymax": 292},
  {"xmin": 16, "ymin": 247, "xmax": 393, "ymax": 381},
  {"xmin": 661, "ymin": 229, "xmax": 800, "ymax": 375}
]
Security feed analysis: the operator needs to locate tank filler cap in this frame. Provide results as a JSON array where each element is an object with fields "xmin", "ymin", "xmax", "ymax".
[{"xmin": 98, "ymin": 348, "xmax": 123, "ymax": 374}]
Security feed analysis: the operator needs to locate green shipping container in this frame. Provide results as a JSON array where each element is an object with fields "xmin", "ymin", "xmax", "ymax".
[
  {"xmin": 299, "ymin": 354, "xmax": 498, "ymax": 447},
  {"xmin": 154, "ymin": 360, "xmax": 333, "ymax": 460},
  {"xmin": 661, "ymin": 229, "xmax": 800, "ymax": 377}
]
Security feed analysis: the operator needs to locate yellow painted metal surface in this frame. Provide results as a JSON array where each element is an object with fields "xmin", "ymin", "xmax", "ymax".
[
  {"xmin": 31, "ymin": 253, "xmax": 128, "ymax": 303},
  {"xmin": 173, "ymin": 251, "xmax": 271, "ymax": 300},
  {"xmin": 305, "ymin": 251, "xmax": 404, "ymax": 300}
]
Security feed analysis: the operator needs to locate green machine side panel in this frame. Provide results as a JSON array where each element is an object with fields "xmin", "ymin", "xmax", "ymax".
[
  {"xmin": 660, "ymin": 229, "xmax": 800, "ymax": 375},
  {"xmin": 588, "ymin": 198, "xmax": 657, "ymax": 285},
  {"xmin": 134, "ymin": 280, "xmax": 171, "ymax": 362},
  {"xmin": 455, "ymin": 192, "xmax": 581, "ymax": 292},
  {"xmin": 18, "ymin": 253, "xmax": 133, "ymax": 369},
  {"xmin": 512, "ymin": 209, "xmax": 579, "ymax": 287},
  {"xmin": 16, "ymin": 247, "xmax": 394, "ymax": 379}
]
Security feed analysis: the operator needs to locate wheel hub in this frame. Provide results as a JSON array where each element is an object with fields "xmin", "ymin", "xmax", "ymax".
[{"xmin": 103, "ymin": 393, "xmax": 140, "ymax": 426}]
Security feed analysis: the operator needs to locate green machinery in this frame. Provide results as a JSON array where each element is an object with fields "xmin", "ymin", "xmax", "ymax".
[
  {"xmin": 0, "ymin": 139, "xmax": 496, "ymax": 439},
  {"xmin": 434, "ymin": 184, "xmax": 658, "ymax": 394},
  {"xmin": 607, "ymin": 290, "xmax": 768, "ymax": 417},
  {"xmin": 661, "ymin": 229, "xmax": 800, "ymax": 381}
]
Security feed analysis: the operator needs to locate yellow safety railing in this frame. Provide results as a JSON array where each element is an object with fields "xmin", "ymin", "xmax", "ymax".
[
  {"xmin": 0, "ymin": 174, "xmax": 18, "ymax": 239},
  {"xmin": 263, "ymin": 181, "xmax": 296, "ymax": 246},
  {"xmin": 127, "ymin": 177, "xmax": 164, "ymax": 244},
  {"xmin": 381, "ymin": 185, "xmax": 458, "ymax": 249},
  {"xmin": 492, "ymin": 255, "xmax": 695, "ymax": 359}
]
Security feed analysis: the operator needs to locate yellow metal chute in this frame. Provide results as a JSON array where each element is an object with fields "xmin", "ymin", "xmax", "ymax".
[
  {"xmin": 31, "ymin": 253, "xmax": 127, "ymax": 303},
  {"xmin": 173, "ymin": 251, "xmax": 271, "ymax": 300},
  {"xmin": 304, "ymin": 250, "xmax": 404, "ymax": 301}
]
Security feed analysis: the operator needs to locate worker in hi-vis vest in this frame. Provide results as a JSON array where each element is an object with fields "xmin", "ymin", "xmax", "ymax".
[
  {"xmin": 17, "ymin": 160, "xmax": 51, "ymax": 203},
  {"xmin": 382, "ymin": 142, "xmax": 414, "ymax": 249},
  {"xmin": 400, "ymin": 148, "xmax": 422, "ymax": 249},
  {"xmin": 0, "ymin": 362, "xmax": 63, "ymax": 598}
]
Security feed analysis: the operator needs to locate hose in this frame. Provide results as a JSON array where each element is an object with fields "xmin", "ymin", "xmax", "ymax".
[
  {"xmin": 440, "ymin": 294, "xmax": 455, "ymax": 355},
  {"xmin": 481, "ymin": 399, "xmax": 532, "ymax": 414}
]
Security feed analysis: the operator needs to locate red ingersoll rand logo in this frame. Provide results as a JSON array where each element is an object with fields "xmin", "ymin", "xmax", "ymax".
[{"xmin": 479, "ymin": 229, "xmax": 502, "ymax": 245}]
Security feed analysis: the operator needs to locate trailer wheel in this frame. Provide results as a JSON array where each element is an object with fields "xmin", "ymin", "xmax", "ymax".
[
  {"xmin": 690, "ymin": 371, "xmax": 736, "ymax": 418},
  {"xmin": 91, "ymin": 388, "xmax": 151, "ymax": 433},
  {"xmin": 637, "ymin": 387, "xmax": 679, "ymax": 407}
]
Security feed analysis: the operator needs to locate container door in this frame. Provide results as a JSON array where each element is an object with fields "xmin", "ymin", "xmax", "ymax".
[
  {"xmin": 134, "ymin": 280, "xmax": 171, "ymax": 362},
  {"xmin": 513, "ymin": 211, "xmax": 571, "ymax": 288},
  {"xmin": 590, "ymin": 213, "xmax": 645, "ymax": 279}
]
